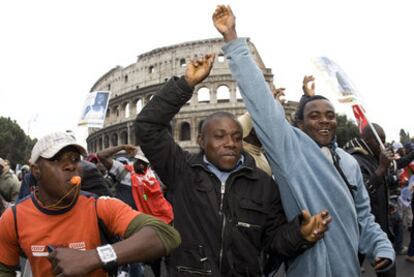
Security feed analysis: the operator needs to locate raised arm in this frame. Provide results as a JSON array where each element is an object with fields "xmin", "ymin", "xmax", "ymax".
[
  {"xmin": 212, "ymin": 5, "xmax": 238, "ymax": 42},
  {"xmin": 213, "ymin": 5, "xmax": 305, "ymax": 177},
  {"xmin": 293, "ymin": 75, "xmax": 316, "ymax": 124},
  {"xmin": 184, "ymin": 54, "xmax": 215, "ymax": 88},
  {"xmin": 302, "ymin": 75, "xmax": 316, "ymax": 97},
  {"xmin": 97, "ymin": 144, "xmax": 137, "ymax": 170},
  {"xmin": 135, "ymin": 54, "xmax": 214, "ymax": 188},
  {"xmin": 273, "ymin": 87, "xmax": 286, "ymax": 103}
]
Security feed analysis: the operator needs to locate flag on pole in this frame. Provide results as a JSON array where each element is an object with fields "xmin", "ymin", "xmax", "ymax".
[
  {"xmin": 351, "ymin": 104, "xmax": 368, "ymax": 133},
  {"xmin": 314, "ymin": 57, "xmax": 390, "ymax": 155}
]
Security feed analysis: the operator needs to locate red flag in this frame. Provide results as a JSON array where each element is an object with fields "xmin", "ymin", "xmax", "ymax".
[{"xmin": 352, "ymin": 104, "xmax": 368, "ymax": 133}]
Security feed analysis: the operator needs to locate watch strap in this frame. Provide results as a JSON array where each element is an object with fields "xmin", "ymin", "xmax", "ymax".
[{"xmin": 96, "ymin": 244, "xmax": 118, "ymax": 276}]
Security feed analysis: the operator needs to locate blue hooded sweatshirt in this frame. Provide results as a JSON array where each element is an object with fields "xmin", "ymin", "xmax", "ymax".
[{"xmin": 222, "ymin": 38, "xmax": 394, "ymax": 277}]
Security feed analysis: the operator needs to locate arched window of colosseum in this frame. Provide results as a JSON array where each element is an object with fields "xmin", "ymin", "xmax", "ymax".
[
  {"xmin": 149, "ymin": 66, "xmax": 154, "ymax": 74},
  {"xmin": 106, "ymin": 108, "xmax": 110, "ymax": 118},
  {"xmin": 121, "ymin": 131, "xmax": 128, "ymax": 144},
  {"xmin": 107, "ymin": 84, "xmax": 111, "ymax": 91},
  {"xmin": 217, "ymin": 85, "xmax": 230, "ymax": 103},
  {"xmin": 104, "ymin": 135, "xmax": 109, "ymax": 148},
  {"xmin": 136, "ymin": 99, "xmax": 143, "ymax": 114},
  {"xmin": 124, "ymin": 75, "xmax": 128, "ymax": 83},
  {"xmin": 113, "ymin": 105, "xmax": 120, "ymax": 117},
  {"xmin": 124, "ymin": 103, "xmax": 130, "ymax": 118},
  {"xmin": 218, "ymin": 54, "xmax": 225, "ymax": 63},
  {"xmin": 236, "ymin": 86, "xmax": 243, "ymax": 102},
  {"xmin": 180, "ymin": 58, "xmax": 186, "ymax": 67},
  {"xmin": 98, "ymin": 138, "xmax": 103, "ymax": 151},
  {"xmin": 180, "ymin": 122, "xmax": 191, "ymax": 141},
  {"xmin": 197, "ymin": 87, "xmax": 210, "ymax": 103},
  {"xmin": 111, "ymin": 133, "xmax": 118, "ymax": 146}
]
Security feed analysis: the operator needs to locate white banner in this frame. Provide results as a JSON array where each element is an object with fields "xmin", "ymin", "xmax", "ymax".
[
  {"xmin": 78, "ymin": 91, "xmax": 110, "ymax": 128},
  {"xmin": 313, "ymin": 57, "xmax": 359, "ymax": 104}
]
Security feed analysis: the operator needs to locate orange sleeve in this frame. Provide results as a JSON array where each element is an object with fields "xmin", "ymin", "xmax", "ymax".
[
  {"xmin": 0, "ymin": 208, "xmax": 20, "ymax": 266},
  {"xmin": 96, "ymin": 197, "xmax": 141, "ymax": 238}
]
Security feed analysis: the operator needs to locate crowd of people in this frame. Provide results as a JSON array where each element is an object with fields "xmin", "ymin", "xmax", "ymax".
[{"xmin": 0, "ymin": 4, "xmax": 413, "ymax": 277}]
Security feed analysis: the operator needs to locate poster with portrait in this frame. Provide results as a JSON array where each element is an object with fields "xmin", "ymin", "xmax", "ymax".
[
  {"xmin": 78, "ymin": 91, "xmax": 110, "ymax": 128},
  {"xmin": 313, "ymin": 56, "xmax": 359, "ymax": 104},
  {"xmin": 313, "ymin": 57, "xmax": 369, "ymax": 133}
]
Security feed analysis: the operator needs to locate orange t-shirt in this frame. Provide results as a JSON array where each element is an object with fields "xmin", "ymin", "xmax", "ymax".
[{"xmin": 0, "ymin": 193, "xmax": 140, "ymax": 277}]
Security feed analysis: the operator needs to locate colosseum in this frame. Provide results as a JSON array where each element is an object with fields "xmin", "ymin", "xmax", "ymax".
[{"xmin": 86, "ymin": 38, "xmax": 298, "ymax": 153}]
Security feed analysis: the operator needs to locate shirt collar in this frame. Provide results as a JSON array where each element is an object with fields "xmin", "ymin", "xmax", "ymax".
[{"xmin": 203, "ymin": 154, "xmax": 244, "ymax": 183}]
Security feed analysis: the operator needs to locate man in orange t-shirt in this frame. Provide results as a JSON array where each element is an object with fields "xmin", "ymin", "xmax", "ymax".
[{"xmin": 0, "ymin": 132, "xmax": 181, "ymax": 277}]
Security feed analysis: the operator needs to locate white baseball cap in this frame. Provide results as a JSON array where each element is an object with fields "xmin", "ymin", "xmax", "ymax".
[
  {"xmin": 30, "ymin": 132, "xmax": 87, "ymax": 163},
  {"xmin": 134, "ymin": 146, "xmax": 149, "ymax": 164}
]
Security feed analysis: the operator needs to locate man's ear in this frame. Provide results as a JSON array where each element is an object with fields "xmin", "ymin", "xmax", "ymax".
[
  {"xmin": 30, "ymin": 163, "xmax": 40, "ymax": 180},
  {"xmin": 197, "ymin": 134, "xmax": 204, "ymax": 150},
  {"xmin": 297, "ymin": 120, "xmax": 304, "ymax": 130}
]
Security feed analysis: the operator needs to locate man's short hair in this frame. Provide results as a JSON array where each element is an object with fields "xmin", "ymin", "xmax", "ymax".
[
  {"xmin": 199, "ymin": 112, "xmax": 241, "ymax": 137},
  {"xmin": 295, "ymin": 95, "xmax": 330, "ymax": 122}
]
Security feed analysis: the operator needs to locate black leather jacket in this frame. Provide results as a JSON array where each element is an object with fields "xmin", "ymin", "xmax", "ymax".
[
  {"xmin": 347, "ymin": 144, "xmax": 391, "ymax": 237},
  {"xmin": 135, "ymin": 76, "xmax": 310, "ymax": 276}
]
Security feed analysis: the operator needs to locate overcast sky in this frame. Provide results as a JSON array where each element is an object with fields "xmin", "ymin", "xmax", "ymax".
[{"xmin": 1, "ymin": 0, "xmax": 413, "ymax": 146}]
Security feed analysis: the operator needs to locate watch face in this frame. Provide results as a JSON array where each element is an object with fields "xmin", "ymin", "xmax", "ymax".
[
  {"xmin": 98, "ymin": 245, "xmax": 117, "ymax": 263},
  {"xmin": 102, "ymin": 248, "xmax": 115, "ymax": 261}
]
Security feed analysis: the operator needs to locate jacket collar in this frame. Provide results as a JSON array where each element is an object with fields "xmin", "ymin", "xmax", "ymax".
[
  {"xmin": 344, "ymin": 137, "xmax": 373, "ymax": 156},
  {"xmin": 189, "ymin": 151, "xmax": 259, "ymax": 180}
]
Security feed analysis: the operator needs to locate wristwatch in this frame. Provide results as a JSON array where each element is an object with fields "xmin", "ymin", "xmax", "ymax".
[{"xmin": 96, "ymin": 244, "xmax": 118, "ymax": 273}]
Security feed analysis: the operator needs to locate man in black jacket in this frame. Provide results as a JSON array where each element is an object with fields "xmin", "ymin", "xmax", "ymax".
[
  {"xmin": 135, "ymin": 54, "xmax": 332, "ymax": 276},
  {"xmin": 345, "ymin": 124, "xmax": 401, "ymax": 276},
  {"xmin": 345, "ymin": 124, "xmax": 396, "ymax": 237},
  {"xmin": 346, "ymin": 125, "xmax": 414, "ymax": 257}
]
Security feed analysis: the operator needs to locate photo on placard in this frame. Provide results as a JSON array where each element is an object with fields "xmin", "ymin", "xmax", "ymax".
[{"xmin": 78, "ymin": 91, "xmax": 110, "ymax": 128}]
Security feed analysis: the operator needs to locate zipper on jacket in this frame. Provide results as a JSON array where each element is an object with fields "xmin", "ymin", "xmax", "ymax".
[
  {"xmin": 236, "ymin": 221, "xmax": 261, "ymax": 229},
  {"xmin": 218, "ymin": 181, "xmax": 225, "ymax": 215},
  {"xmin": 218, "ymin": 181, "xmax": 226, "ymax": 271}
]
